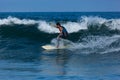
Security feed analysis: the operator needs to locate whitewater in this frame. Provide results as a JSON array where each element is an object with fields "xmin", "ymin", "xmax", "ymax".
[{"xmin": 0, "ymin": 16, "xmax": 120, "ymax": 33}]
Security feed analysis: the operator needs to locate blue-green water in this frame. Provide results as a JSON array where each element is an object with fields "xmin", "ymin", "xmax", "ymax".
[{"xmin": 0, "ymin": 12, "xmax": 120, "ymax": 80}]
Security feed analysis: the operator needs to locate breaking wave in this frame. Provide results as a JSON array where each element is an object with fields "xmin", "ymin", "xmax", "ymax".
[
  {"xmin": 0, "ymin": 16, "xmax": 120, "ymax": 34},
  {"xmin": 0, "ymin": 16, "xmax": 120, "ymax": 54}
]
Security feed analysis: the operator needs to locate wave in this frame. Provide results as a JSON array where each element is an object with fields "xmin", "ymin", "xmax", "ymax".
[
  {"xmin": 0, "ymin": 16, "xmax": 37, "ymax": 25},
  {"xmin": 0, "ymin": 16, "xmax": 120, "ymax": 42},
  {"xmin": 0, "ymin": 16, "xmax": 120, "ymax": 54},
  {"xmin": 45, "ymin": 35, "xmax": 120, "ymax": 54},
  {"xmin": 62, "ymin": 35, "xmax": 120, "ymax": 54},
  {"xmin": 0, "ymin": 16, "xmax": 120, "ymax": 34}
]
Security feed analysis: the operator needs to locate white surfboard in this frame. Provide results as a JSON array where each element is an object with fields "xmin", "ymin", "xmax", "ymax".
[{"xmin": 42, "ymin": 45, "xmax": 67, "ymax": 50}]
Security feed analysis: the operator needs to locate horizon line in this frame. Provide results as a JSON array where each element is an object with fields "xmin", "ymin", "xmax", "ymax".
[{"xmin": 0, "ymin": 11, "xmax": 120, "ymax": 13}]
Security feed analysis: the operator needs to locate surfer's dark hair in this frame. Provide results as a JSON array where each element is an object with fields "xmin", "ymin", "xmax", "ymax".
[{"xmin": 56, "ymin": 22, "xmax": 61, "ymax": 26}]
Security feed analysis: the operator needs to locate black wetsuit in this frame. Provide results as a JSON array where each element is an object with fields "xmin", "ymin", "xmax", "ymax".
[{"xmin": 60, "ymin": 26, "xmax": 68, "ymax": 39}]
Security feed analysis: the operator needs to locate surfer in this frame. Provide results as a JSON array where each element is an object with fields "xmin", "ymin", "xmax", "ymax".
[{"xmin": 56, "ymin": 22, "xmax": 68, "ymax": 48}]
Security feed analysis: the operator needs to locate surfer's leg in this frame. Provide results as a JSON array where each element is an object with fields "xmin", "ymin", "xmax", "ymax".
[
  {"xmin": 57, "ymin": 38, "xmax": 60, "ymax": 48},
  {"xmin": 61, "ymin": 36, "xmax": 68, "ymax": 46}
]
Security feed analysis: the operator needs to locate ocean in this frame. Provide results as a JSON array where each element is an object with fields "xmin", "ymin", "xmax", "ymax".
[{"xmin": 0, "ymin": 12, "xmax": 120, "ymax": 80}]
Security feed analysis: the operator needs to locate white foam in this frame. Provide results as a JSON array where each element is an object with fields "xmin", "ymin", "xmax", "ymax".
[
  {"xmin": 38, "ymin": 21, "xmax": 87, "ymax": 33},
  {"xmin": 0, "ymin": 16, "xmax": 120, "ymax": 34},
  {"xmin": 105, "ymin": 19, "xmax": 120, "ymax": 30},
  {"xmin": 50, "ymin": 38, "xmax": 76, "ymax": 49},
  {"xmin": 38, "ymin": 21, "xmax": 59, "ymax": 33},
  {"xmin": 37, "ymin": 16, "xmax": 120, "ymax": 33},
  {"xmin": 101, "ymin": 48, "xmax": 120, "ymax": 54},
  {"xmin": 81, "ymin": 16, "xmax": 107, "ymax": 25},
  {"xmin": 0, "ymin": 16, "xmax": 36, "ymax": 25},
  {"xmin": 69, "ymin": 35, "xmax": 120, "ymax": 54},
  {"xmin": 63, "ymin": 22, "xmax": 87, "ymax": 33},
  {"xmin": 50, "ymin": 35, "xmax": 120, "ymax": 54}
]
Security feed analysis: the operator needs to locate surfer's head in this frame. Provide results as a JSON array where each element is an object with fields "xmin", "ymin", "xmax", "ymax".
[{"xmin": 56, "ymin": 22, "xmax": 61, "ymax": 28}]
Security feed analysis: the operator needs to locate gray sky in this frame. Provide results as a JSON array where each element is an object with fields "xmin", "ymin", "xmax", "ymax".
[{"xmin": 0, "ymin": 0, "xmax": 120, "ymax": 12}]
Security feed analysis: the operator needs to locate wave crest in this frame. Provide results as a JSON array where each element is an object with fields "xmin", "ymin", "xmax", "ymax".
[
  {"xmin": 0, "ymin": 16, "xmax": 37, "ymax": 25},
  {"xmin": 0, "ymin": 16, "xmax": 120, "ymax": 34}
]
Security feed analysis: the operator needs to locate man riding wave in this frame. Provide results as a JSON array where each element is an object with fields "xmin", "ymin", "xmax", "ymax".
[{"xmin": 56, "ymin": 22, "xmax": 68, "ymax": 48}]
